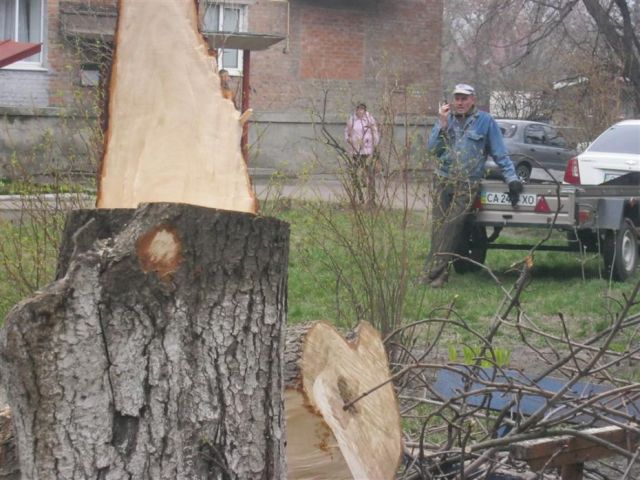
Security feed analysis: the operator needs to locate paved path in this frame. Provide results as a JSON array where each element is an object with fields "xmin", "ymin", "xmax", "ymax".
[{"xmin": 0, "ymin": 168, "xmax": 565, "ymax": 220}]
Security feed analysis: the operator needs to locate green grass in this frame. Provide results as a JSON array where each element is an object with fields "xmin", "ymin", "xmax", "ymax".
[
  {"xmin": 282, "ymin": 203, "xmax": 639, "ymax": 342},
  {"xmin": 0, "ymin": 178, "xmax": 95, "ymax": 195},
  {"xmin": 1, "ymin": 202, "xmax": 638, "ymax": 344}
]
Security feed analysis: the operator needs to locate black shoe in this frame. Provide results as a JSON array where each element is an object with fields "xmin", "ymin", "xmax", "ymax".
[{"xmin": 428, "ymin": 272, "xmax": 449, "ymax": 288}]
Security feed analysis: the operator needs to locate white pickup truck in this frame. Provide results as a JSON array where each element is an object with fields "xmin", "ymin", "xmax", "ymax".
[{"xmin": 456, "ymin": 172, "xmax": 640, "ymax": 281}]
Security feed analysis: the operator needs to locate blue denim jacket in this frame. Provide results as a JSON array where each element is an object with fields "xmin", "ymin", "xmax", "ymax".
[{"xmin": 427, "ymin": 110, "xmax": 518, "ymax": 183}]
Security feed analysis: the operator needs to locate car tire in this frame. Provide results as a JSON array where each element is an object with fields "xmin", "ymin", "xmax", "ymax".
[
  {"xmin": 515, "ymin": 163, "xmax": 531, "ymax": 183},
  {"xmin": 453, "ymin": 224, "xmax": 488, "ymax": 274},
  {"xmin": 602, "ymin": 219, "xmax": 638, "ymax": 281}
]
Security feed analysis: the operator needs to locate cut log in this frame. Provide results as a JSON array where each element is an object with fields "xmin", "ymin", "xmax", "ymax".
[
  {"xmin": 285, "ymin": 322, "xmax": 403, "ymax": 480},
  {"xmin": 0, "ymin": 204, "xmax": 289, "ymax": 478},
  {"xmin": 97, "ymin": 0, "xmax": 256, "ymax": 212}
]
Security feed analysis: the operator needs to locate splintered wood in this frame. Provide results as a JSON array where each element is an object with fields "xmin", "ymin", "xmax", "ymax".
[
  {"xmin": 285, "ymin": 322, "xmax": 403, "ymax": 480},
  {"xmin": 97, "ymin": 0, "xmax": 256, "ymax": 213}
]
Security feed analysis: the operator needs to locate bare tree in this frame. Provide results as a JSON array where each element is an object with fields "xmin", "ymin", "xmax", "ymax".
[{"xmin": 442, "ymin": 0, "xmax": 639, "ymax": 146}]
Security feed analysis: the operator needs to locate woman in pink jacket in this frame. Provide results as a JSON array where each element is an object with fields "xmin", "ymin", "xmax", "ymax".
[{"xmin": 345, "ymin": 103, "xmax": 380, "ymax": 205}]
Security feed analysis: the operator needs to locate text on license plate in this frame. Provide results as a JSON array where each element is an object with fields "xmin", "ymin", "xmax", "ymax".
[{"xmin": 481, "ymin": 191, "xmax": 537, "ymax": 206}]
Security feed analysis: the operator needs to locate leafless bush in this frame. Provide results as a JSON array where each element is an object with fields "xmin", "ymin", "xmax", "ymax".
[
  {"xmin": 385, "ymin": 259, "xmax": 640, "ymax": 479},
  {"xmin": 0, "ymin": 7, "xmax": 112, "ymax": 318},
  {"xmin": 291, "ymin": 85, "xmax": 432, "ymax": 338}
]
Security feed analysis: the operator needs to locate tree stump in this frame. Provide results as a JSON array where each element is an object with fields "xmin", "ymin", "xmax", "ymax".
[
  {"xmin": 0, "ymin": 203, "xmax": 289, "ymax": 479},
  {"xmin": 0, "ymin": 408, "xmax": 18, "ymax": 480}
]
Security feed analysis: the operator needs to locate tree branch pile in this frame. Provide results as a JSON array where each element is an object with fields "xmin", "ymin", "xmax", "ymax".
[{"xmin": 390, "ymin": 271, "xmax": 640, "ymax": 479}]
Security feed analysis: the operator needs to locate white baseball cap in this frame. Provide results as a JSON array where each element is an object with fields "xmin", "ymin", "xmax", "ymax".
[{"xmin": 452, "ymin": 83, "xmax": 475, "ymax": 96}]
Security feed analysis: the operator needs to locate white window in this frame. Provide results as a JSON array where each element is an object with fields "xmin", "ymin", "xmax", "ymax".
[
  {"xmin": 202, "ymin": 2, "xmax": 246, "ymax": 75},
  {"xmin": 0, "ymin": 0, "xmax": 45, "ymax": 67}
]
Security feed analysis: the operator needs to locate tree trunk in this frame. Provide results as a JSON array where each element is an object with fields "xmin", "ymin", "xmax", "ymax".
[
  {"xmin": 0, "ymin": 203, "xmax": 289, "ymax": 479},
  {"xmin": 284, "ymin": 322, "xmax": 403, "ymax": 480},
  {"xmin": 0, "ymin": 408, "xmax": 18, "ymax": 480}
]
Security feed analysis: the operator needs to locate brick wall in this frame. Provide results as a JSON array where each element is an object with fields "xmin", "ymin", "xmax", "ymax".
[
  {"xmin": 249, "ymin": 0, "xmax": 443, "ymax": 117},
  {"xmin": 299, "ymin": 7, "xmax": 365, "ymax": 81},
  {"xmin": 0, "ymin": 0, "xmax": 117, "ymax": 109},
  {"xmin": 1, "ymin": 0, "xmax": 442, "ymax": 114},
  {"xmin": 47, "ymin": 0, "xmax": 117, "ymax": 106}
]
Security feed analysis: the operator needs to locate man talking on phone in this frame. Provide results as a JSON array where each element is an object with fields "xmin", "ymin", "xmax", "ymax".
[{"xmin": 420, "ymin": 83, "xmax": 522, "ymax": 288}]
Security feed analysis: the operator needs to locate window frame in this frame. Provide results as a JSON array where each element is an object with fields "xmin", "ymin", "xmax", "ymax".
[
  {"xmin": 1, "ymin": 0, "xmax": 46, "ymax": 70},
  {"xmin": 523, "ymin": 124, "xmax": 546, "ymax": 145},
  {"xmin": 202, "ymin": 2, "xmax": 247, "ymax": 76},
  {"xmin": 542, "ymin": 125, "xmax": 568, "ymax": 149}
]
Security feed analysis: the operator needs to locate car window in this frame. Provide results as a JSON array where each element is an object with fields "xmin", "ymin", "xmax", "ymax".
[
  {"xmin": 588, "ymin": 124, "xmax": 640, "ymax": 154},
  {"xmin": 543, "ymin": 126, "xmax": 568, "ymax": 148},
  {"xmin": 524, "ymin": 124, "xmax": 545, "ymax": 145},
  {"xmin": 497, "ymin": 122, "xmax": 517, "ymax": 138}
]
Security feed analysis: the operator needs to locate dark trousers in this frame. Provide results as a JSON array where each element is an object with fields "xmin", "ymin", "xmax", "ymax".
[
  {"xmin": 348, "ymin": 154, "xmax": 378, "ymax": 205},
  {"xmin": 424, "ymin": 178, "xmax": 479, "ymax": 279}
]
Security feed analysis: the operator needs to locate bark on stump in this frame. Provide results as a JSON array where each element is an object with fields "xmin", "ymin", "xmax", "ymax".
[
  {"xmin": 0, "ymin": 203, "xmax": 289, "ymax": 479},
  {"xmin": 285, "ymin": 322, "xmax": 403, "ymax": 479},
  {"xmin": 0, "ymin": 408, "xmax": 18, "ymax": 480}
]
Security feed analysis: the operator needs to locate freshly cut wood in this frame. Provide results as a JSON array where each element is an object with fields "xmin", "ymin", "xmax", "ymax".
[
  {"xmin": 285, "ymin": 322, "xmax": 403, "ymax": 480},
  {"xmin": 97, "ymin": 0, "xmax": 256, "ymax": 213},
  {"xmin": 0, "ymin": 204, "xmax": 288, "ymax": 478}
]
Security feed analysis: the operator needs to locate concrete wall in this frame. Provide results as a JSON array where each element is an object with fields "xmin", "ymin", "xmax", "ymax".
[
  {"xmin": 249, "ymin": 112, "xmax": 433, "ymax": 174},
  {"xmin": 0, "ymin": 71, "xmax": 50, "ymax": 108},
  {"xmin": 0, "ymin": 107, "xmax": 98, "ymax": 180},
  {"xmin": 0, "ymin": 107, "xmax": 433, "ymax": 179}
]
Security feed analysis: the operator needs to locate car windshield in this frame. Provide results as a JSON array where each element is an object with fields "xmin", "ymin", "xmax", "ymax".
[
  {"xmin": 588, "ymin": 124, "xmax": 640, "ymax": 154},
  {"xmin": 497, "ymin": 122, "xmax": 517, "ymax": 138}
]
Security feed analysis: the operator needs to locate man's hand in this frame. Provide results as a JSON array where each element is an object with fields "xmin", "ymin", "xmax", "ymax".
[
  {"xmin": 438, "ymin": 102, "xmax": 450, "ymax": 128},
  {"xmin": 508, "ymin": 180, "xmax": 523, "ymax": 207}
]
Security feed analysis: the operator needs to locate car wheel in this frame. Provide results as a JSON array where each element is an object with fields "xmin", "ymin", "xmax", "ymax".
[
  {"xmin": 515, "ymin": 163, "xmax": 531, "ymax": 183},
  {"xmin": 603, "ymin": 220, "xmax": 638, "ymax": 281}
]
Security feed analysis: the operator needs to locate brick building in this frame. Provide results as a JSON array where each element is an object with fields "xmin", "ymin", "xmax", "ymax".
[{"xmin": 0, "ymin": 0, "xmax": 442, "ymax": 179}]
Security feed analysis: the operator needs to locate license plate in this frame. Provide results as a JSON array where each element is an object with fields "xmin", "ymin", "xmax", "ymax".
[
  {"xmin": 481, "ymin": 191, "xmax": 537, "ymax": 207},
  {"xmin": 604, "ymin": 172, "xmax": 622, "ymax": 182}
]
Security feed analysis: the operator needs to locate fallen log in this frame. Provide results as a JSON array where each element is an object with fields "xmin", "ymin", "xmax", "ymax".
[{"xmin": 285, "ymin": 322, "xmax": 403, "ymax": 479}]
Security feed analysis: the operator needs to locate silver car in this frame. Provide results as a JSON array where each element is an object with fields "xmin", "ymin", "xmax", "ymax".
[{"xmin": 485, "ymin": 119, "xmax": 576, "ymax": 182}]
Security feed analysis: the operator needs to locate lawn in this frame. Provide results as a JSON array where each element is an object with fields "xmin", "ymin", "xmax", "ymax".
[
  {"xmin": 1, "ymin": 200, "xmax": 638, "ymax": 346},
  {"xmin": 277, "ymin": 200, "xmax": 638, "ymax": 338}
]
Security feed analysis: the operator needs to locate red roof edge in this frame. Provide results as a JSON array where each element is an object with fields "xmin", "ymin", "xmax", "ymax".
[{"xmin": 0, "ymin": 40, "xmax": 42, "ymax": 68}]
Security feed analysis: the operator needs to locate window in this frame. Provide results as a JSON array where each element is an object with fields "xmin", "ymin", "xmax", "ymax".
[
  {"xmin": 0, "ymin": 0, "xmax": 45, "ymax": 66},
  {"xmin": 542, "ymin": 126, "xmax": 567, "ymax": 148},
  {"xmin": 588, "ymin": 124, "xmax": 640, "ymax": 155},
  {"xmin": 497, "ymin": 121, "xmax": 517, "ymax": 138},
  {"xmin": 80, "ymin": 63, "xmax": 100, "ymax": 87},
  {"xmin": 524, "ymin": 124, "xmax": 546, "ymax": 145},
  {"xmin": 202, "ymin": 2, "xmax": 245, "ymax": 75}
]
